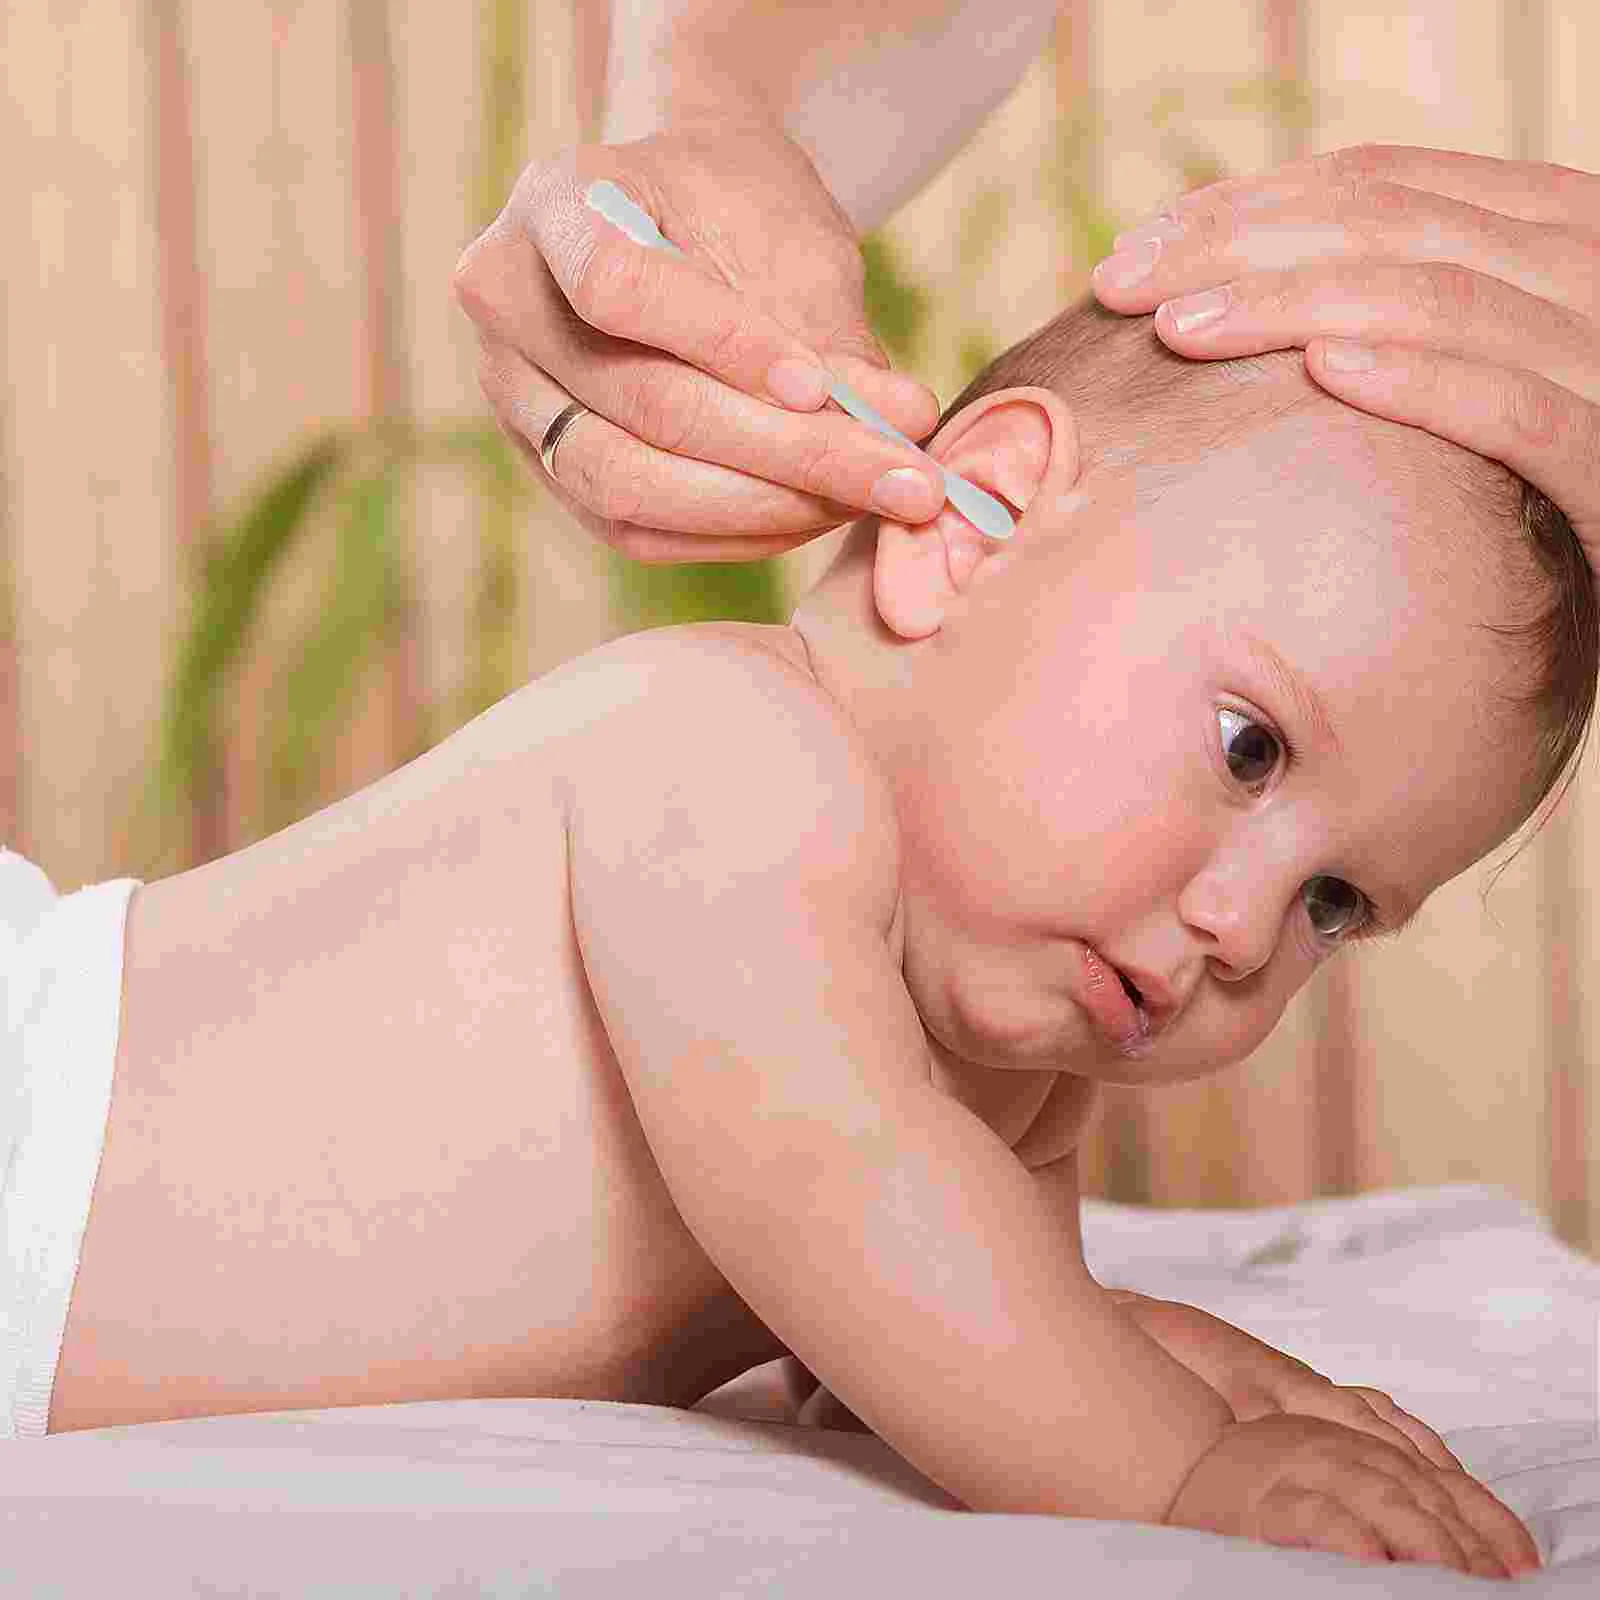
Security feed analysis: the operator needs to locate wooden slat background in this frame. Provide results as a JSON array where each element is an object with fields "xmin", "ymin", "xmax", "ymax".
[{"xmin": 2, "ymin": 1, "xmax": 1596, "ymax": 1249}]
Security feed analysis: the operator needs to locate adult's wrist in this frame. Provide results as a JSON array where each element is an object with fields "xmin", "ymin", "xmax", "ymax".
[{"xmin": 600, "ymin": 31, "xmax": 783, "ymax": 146}]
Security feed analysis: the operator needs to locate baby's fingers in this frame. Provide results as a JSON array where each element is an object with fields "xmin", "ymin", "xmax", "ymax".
[
  {"xmin": 1338, "ymin": 1393, "xmax": 1542, "ymax": 1578},
  {"xmin": 1283, "ymin": 1377, "xmax": 1453, "ymax": 1472},
  {"xmin": 1346, "ymin": 1465, "xmax": 1488, "ymax": 1577},
  {"xmin": 1345, "ymin": 1386, "xmax": 1463, "ymax": 1472},
  {"xmin": 1256, "ymin": 1458, "xmax": 1477, "ymax": 1576},
  {"xmin": 1260, "ymin": 1483, "xmax": 1389, "ymax": 1566},
  {"xmin": 1426, "ymin": 1464, "xmax": 1546, "ymax": 1579}
]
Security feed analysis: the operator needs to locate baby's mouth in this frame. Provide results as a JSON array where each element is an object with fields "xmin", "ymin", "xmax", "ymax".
[{"xmin": 1072, "ymin": 943, "xmax": 1154, "ymax": 1057}]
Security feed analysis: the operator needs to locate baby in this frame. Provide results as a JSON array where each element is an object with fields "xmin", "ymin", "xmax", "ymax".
[{"xmin": 21, "ymin": 297, "xmax": 1581, "ymax": 1572}]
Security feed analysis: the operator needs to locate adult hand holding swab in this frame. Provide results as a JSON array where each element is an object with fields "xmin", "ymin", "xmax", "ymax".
[{"xmin": 454, "ymin": 126, "xmax": 1002, "ymax": 564}]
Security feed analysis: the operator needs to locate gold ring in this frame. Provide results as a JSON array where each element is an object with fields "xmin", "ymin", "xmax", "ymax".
[{"xmin": 537, "ymin": 398, "xmax": 589, "ymax": 481}]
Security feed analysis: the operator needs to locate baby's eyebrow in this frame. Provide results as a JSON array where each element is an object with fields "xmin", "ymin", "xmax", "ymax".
[{"xmin": 1238, "ymin": 630, "xmax": 1343, "ymax": 760}]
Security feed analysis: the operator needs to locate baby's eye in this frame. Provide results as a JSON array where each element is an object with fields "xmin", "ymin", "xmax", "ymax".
[
  {"xmin": 1217, "ymin": 707, "xmax": 1281, "ymax": 791},
  {"xmin": 1301, "ymin": 875, "xmax": 1369, "ymax": 942}
]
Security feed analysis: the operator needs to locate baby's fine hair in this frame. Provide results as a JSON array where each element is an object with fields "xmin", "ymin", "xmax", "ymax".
[{"xmin": 933, "ymin": 295, "xmax": 1598, "ymax": 856}]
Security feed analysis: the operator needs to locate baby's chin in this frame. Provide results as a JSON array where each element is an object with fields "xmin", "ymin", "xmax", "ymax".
[
  {"xmin": 914, "ymin": 967, "xmax": 1251, "ymax": 1087},
  {"xmin": 916, "ymin": 984, "xmax": 1150, "ymax": 1081}
]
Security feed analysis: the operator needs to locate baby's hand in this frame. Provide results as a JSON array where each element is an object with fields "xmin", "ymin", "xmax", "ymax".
[
  {"xmin": 1163, "ymin": 1414, "xmax": 1541, "ymax": 1580},
  {"xmin": 1230, "ymin": 1360, "xmax": 1467, "ymax": 1470}
]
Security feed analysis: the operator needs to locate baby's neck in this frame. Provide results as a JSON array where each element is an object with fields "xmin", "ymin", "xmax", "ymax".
[{"xmin": 788, "ymin": 519, "xmax": 918, "ymax": 764}]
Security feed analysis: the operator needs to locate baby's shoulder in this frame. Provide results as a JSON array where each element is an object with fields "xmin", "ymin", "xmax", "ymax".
[
  {"xmin": 557, "ymin": 618, "xmax": 851, "ymax": 750},
  {"xmin": 559, "ymin": 622, "xmax": 901, "ymax": 906}
]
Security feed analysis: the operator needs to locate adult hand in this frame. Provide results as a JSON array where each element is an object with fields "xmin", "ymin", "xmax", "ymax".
[
  {"xmin": 453, "ymin": 122, "xmax": 946, "ymax": 564},
  {"xmin": 1091, "ymin": 144, "xmax": 1599, "ymax": 579}
]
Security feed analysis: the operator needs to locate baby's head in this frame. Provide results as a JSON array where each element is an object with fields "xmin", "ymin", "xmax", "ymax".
[{"xmin": 791, "ymin": 297, "xmax": 1596, "ymax": 1084}]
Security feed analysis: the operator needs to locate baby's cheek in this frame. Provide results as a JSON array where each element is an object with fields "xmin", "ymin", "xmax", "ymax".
[
  {"xmin": 1216, "ymin": 946, "xmax": 1321, "ymax": 1067},
  {"xmin": 898, "ymin": 903, "xmax": 1055, "ymax": 1068},
  {"xmin": 898, "ymin": 790, "xmax": 1035, "ymax": 939},
  {"xmin": 942, "ymin": 958, "xmax": 1058, "ymax": 1059},
  {"xmin": 1244, "ymin": 990, "xmax": 1293, "ymax": 1060}
]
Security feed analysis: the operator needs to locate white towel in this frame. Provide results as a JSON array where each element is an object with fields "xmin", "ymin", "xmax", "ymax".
[{"xmin": 1, "ymin": 846, "xmax": 140, "ymax": 1438}]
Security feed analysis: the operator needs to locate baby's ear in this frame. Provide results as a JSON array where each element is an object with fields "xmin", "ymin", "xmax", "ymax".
[{"xmin": 873, "ymin": 387, "xmax": 1081, "ymax": 640}]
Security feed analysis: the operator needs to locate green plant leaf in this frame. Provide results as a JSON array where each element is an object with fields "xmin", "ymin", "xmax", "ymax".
[
  {"xmin": 263, "ymin": 462, "xmax": 402, "ymax": 831},
  {"xmin": 421, "ymin": 421, "xmax": 527, "ymax": 497},
  {"xmin": 471, "ymin": 0, "xmax": 527, "ymax": 236},
  {"xmin": 150, "ymin": 434, "xmax": 347, "ymax": 835},
  {"xmin": 954, "ymin": 183, "xmax": 1016, "ymax": 285},
  {"xmin": 460, "ymin": 453, "xmax": 523, "ymax": 726},
  {"xmin": 954, "ymin": 331, "xmax": 999, "ymax": 393},
  {"xmin": 1044, "ymin": 113, "xmax": 1122, "ymax": 267},
  {"xmin": 607, "ymin": 552, "xmax": 788, "ymax": 631},
  {"xmin": 861, "ymin": 229, "xmax": 935, "ymax": 368}
]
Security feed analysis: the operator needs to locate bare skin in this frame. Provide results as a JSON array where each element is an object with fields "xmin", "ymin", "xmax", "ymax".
[
  {"xmin": 39, "ymin": 351, "xmax": 1549, "ymax": 1569},
  {"xmin": 48, "ymin": 621, "xmax": 1091, "ymax": 1435}
]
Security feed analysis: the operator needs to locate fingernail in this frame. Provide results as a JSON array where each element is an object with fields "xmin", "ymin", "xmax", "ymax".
[
  {"xmin": 1162, "ymin": 284, "xmax": 1231, "ymax": 335},
  {"xmin": 1112, "ymin": 211, "xmax": 1185, "ymax": 251},
  {"xmin": 1092, "ymin": 237, "xmax": 1162, "ymax": 291},
  {"xmin": 767, "ymin": 357, "xmax": 834, "ymax": 410},
  {"xmin": 1321, "ymin": 339, "xmax": 1377, "ymax": 372},
  {"xmin": 872, "ymin": 466, "xmax": 943, "ymax": 522}
]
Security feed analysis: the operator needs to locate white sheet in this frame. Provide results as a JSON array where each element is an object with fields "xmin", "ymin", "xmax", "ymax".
[{"xmin": 1, "ymin": 1182, "xmax": 1595, "ymax": 1595}]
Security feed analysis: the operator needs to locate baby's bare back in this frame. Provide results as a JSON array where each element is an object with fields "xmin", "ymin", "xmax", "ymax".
[{"xmin": 47, "ymin": 624, "xmax": 814, "ymax": 1433}]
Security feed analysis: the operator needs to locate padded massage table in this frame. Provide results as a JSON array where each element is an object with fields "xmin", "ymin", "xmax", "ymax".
[{"xmin": 2, "ymin": 1182, "xmax": 1595, "ymax": 1594}]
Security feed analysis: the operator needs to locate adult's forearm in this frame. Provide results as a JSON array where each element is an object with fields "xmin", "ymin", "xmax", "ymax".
[{"xmin": 602, "ymin": 0, "xmax": 1061, "ymax": 236}]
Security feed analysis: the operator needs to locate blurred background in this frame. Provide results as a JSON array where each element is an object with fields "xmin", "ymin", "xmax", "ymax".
[{"xmin": 3, "ymin": 1, "xmax": 1598, "ymax": 1244}]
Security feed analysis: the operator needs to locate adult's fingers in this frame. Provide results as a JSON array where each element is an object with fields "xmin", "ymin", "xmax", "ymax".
[
  {"xmin": 1086, "ymin": 142, "xmax": 1600, "ymax": 586},
  {"xmin": 1304, "ymin": 339, "xmax": 1600, "ymax": 558},
  {"xmin": 1158, "ymin": 143, "xmax": 1599, "ymax": 231},
  {"xmin": 475, "ymin": 331, "xmax": 936, "ymax": 562},
  {"xmin": 483, "ymin": 151, "xmax": 864, "ymax": 426},
  {"xmin": 1144, "ymin": 259, "xmax": 1594, "ymax": 402},
  {"xmin": 482, "ymin": 348, "xmax": 833, "ymax": 566},
  {"xmin": 1092, "ymin": 250, "xmax": 1600, "ymax": 571},
  {"xmin": 1095, "ymin": 180, "xmax": 1592, "ymax": 323}
]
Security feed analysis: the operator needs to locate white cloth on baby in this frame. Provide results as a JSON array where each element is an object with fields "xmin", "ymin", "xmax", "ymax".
[{"xmin": 1, "ymin": 846, "xmax": 140, "ymax": 1438}]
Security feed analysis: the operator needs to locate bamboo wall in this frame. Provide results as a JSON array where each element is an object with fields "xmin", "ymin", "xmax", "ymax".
[{"xmin": 3, "ymin": 2, "xmax": 1598, "ymax": 1248}]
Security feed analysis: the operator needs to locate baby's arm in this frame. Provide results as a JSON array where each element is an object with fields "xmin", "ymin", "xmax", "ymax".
[{"xmin": 564, "ymin": 635, "xmax": 1233, "ymax": 1521}]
